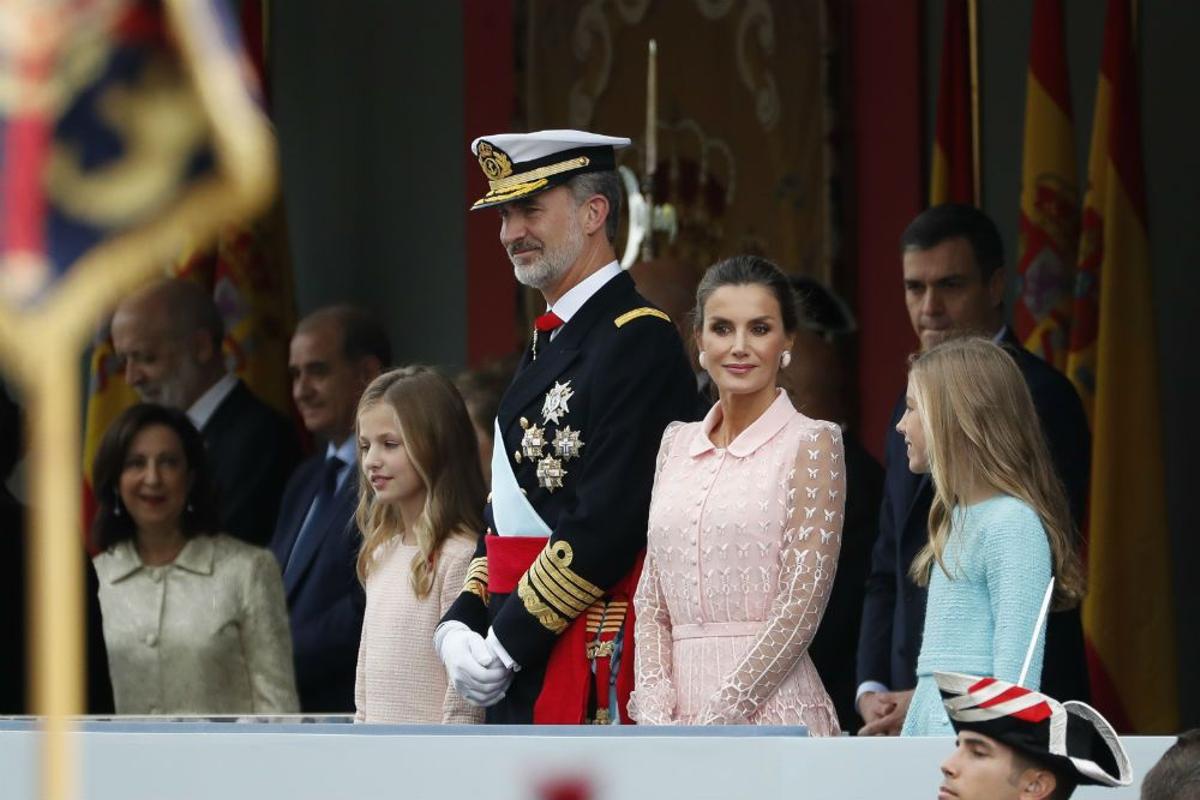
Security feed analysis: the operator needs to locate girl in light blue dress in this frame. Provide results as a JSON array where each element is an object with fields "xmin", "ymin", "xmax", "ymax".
[{"xmin": 895, "ymin": 338, "xmax": 1085, "ymax": 736}]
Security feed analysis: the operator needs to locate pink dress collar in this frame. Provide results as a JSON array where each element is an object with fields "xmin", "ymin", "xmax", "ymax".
[{"xmin": 689, "ymin": 388, "xmax": 798, "ymax": 458}]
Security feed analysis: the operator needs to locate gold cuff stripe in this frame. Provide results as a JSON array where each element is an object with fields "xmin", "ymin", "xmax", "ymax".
[
  {"xmin": 528, "ymin": 563, "xmax": 589, "ymax": 618},
  {"xmin": 614, "ymin": 307, "xmax": 672, "ymax": 328},
  {"xmin": 535, "ymin": 560, "xmax": 602, "ymax": 608},
  {"xmin": 487, "ymin": 156, "xmax": 590, "ymax": 191},
  {"xmin": 517, "ymin": 573, "xmax": 568, "ymax": 634},
  {"xmin": 470, "ymin": 178, "xmax": 550, "ymax": 210},
  {"xmin": 462, "ymin": 557, "xmax": 490, "ymax": 604},
  {"xmin": 536, "ymin": 550, "xmax": 604, "ymax": 605},
  {"xmin": 465, "ymin": 580, "xmax": 489, "ymax": 605}
]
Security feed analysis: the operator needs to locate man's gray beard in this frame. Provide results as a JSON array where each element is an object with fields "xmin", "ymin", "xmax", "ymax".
[
  {"xmin": 144, "ymin": 357, "xmax": 205, "ymax": 410},
  {"xmin": 508, "ymin": 218, "xmax": 585, "ymax": 291},
  {"xmin": 511, "ymin": 256, "xmax": 564, "ymax": 290}
]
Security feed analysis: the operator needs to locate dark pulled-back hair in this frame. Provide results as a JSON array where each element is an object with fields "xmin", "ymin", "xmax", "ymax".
[
  {"xmin": 692, "ymin": 255, "xmax": 800, "ymax": 334},
  {"xmin": 900, "ymin": 203, "xmax": 1005, "ymax": 282},
  {"xmin": 90, "ymin": 403, "xmax": 220, "ymax": 551}
]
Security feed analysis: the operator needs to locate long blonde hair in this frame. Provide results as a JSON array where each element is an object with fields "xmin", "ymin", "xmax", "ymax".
[
  {"xmin": 354, "ymin": 366, "xmax": 486, "ymax": 597},
  {"xmin": 906, "ymin": 337, "xmax": 1085, "ymax": 609}
]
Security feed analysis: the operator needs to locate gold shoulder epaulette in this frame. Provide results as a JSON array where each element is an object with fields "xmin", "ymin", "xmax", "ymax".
[{"xmin": 614, "ymin": 307, "xmax": 671, "ymax": 328}]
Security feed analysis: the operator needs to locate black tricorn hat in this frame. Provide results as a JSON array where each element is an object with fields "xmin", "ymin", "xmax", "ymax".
[{"xmin": 936, "ymin": 671, "xmax": 1132, "ymax": 788}]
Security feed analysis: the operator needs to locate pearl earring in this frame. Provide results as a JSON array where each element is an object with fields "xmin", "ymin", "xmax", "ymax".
[
  {"xmin": 698, "ymin": 351, "xmax": 708, "ymax": 368},
  {"xmin": 112, "ymin": 490, "xmax": 122, "ymax": 516},
  {"xmin": 780, "ymin": 350, "xmax": 792, "ymax": 369}
]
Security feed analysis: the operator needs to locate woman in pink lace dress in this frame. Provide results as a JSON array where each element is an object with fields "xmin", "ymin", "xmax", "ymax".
[{"xmin": 629, "ymin": 256, "xmax": 845, "ymax": 732}]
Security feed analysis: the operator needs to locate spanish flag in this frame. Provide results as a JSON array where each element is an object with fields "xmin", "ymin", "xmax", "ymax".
[
  {"xmin": 1066, "ymin": 0, "xmax": 1177, "ymax": 733},
  {"xmin": 174, "ymin": 203, "xmax": 297, "ymax": 417},
  {"xmin": 930, "ymin": 0, "xmax": 975, "ymax": 206},
  {"xmin": 1013, "ymin": 0, "xmax": 1078, "ymax": 370}
]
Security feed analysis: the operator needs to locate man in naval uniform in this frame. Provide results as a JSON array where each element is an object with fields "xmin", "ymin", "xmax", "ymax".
[{"xmin": 436, "ymin": 130, "xmax": 697, "ymax": 724}]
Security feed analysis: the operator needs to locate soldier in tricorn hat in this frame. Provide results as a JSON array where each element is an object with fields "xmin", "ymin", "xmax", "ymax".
[{"xmin": 935, "ymin": 671, "xmax": 1132, "ymax": 799}]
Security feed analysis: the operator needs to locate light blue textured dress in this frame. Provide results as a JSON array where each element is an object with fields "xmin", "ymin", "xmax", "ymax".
[{"xmin": 901, "ymin": 495, "xmax": 1051, "ymax": 736}]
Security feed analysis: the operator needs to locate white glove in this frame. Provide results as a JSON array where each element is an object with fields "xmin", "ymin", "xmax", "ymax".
[{"xmin": 436, "ymin": 624, "xmax": 513, "ymax": 707}]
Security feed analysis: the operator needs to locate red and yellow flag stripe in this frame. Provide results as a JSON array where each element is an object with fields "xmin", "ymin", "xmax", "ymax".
[
  {"xmin": 1067, "ymin": 0, "xmax": 1177, "ymax": 734},
  {"xmin": 930, "ymin": 0, "xmax": 976, "ymax": 206},
  {"xmin": 1014, "ymin": 0, "xmax": 1078, "ymax": 370}
]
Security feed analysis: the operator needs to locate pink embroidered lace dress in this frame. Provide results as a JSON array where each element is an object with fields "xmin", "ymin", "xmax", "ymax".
[{"xmin": 629, "ymin": 389, "xmax": 844, "ymax": 732}]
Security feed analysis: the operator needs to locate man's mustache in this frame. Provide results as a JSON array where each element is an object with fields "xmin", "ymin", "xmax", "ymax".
[{"xmin": 507, "ymin": 238, "xmax": 542, "ymax": 257}]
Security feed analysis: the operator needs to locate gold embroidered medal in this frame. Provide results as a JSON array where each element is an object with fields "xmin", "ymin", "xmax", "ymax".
[
  {"xmin": 536, "ymin": 455, "xmax": 566, "ymax": 491},
  {"xmin": 521, "ymin": 423, "xmax": 547, "ymax": 460},
  {"xmin": 552, "ymin": 426, "xmax": 585, "ymax": 461},
  {"xmin": 541, "ymin": 380, "xmax": 574, "ymax": 425}
]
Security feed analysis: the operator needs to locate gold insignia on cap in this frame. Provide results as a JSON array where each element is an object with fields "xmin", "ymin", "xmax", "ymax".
[{"xmin": 476, "ymin": 140, "xmax": 513, "ymax": 181}]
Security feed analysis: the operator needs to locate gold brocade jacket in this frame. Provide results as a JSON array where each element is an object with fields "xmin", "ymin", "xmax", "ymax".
[{"xmin": 93, "ymin": 533, "xmax": 299, "ymax": 715}]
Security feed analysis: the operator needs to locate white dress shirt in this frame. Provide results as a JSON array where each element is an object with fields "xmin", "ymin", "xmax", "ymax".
[{"xmin": 186, "ymin": 373, "xmax": 239, "ymax": 431}]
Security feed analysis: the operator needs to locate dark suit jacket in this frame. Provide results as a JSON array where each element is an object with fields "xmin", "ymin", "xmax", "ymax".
[
  {"xmin": 1, "ymin": 489, "xmax": 114, "ymax": 715},
  {"xmin": 442, "ymin": 271, "xmax": 698, "ymax": 723},
  {"xmin": 269, "ymin": 454, "xmax": 364, "ymax": 713},
  {"xmin": 204, "ymin": 380, "xmax": 301, "ymax": 547},
  {"xmin": 856, "ymin": 332, "xmax": 1092, "ymax": 704}
]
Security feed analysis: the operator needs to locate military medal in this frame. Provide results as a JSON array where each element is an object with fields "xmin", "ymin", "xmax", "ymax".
[
  {"xmin": 552, "ymin": 426, "xmax": 585, "ymax": 460},
  {"xmin": 521, "ymin": 423, "xmax": 547, "ymax": 459},
  {"xmin": 542, "ymin": 380, "xmax": 574, "ymax": 425},
  {"xmin": 536, "ymin": 455, "xmax": 566, "ymax": 491}
]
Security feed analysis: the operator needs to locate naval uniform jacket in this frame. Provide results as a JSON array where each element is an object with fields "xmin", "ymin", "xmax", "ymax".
[{"xmin": 441, "ymin": 271, "xmax": 697, "ymax": 723}]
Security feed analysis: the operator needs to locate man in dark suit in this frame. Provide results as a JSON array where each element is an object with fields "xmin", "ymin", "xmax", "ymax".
[
  {"xmin": 270, "ymin": 305, "xmax": 389, "ymax": 713},
  {"xmin": 437, "ymin": 130, "xmax": 697, "ymax": 723},
  {"xmin": 856, "ymin": 204, "xmax": 1091, "ymax": 735},
  {"xmin": 112, "ymin": 278, "xmax": 299, "ymax": 545}
]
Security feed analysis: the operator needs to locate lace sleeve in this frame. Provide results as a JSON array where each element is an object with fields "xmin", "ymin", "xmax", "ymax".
[
  {"xmin": 628, "ymin": 421, "xmax": 686, "ymax": 725},
  {"xmin": 696, "ymin": 424, "xmax": 846, "ymax": 725}
]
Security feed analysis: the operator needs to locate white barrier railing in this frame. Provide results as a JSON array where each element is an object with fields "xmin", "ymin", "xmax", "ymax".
[{"xmin": 0, "ymin": 721, "xmax": 1175, "ymax": 800}]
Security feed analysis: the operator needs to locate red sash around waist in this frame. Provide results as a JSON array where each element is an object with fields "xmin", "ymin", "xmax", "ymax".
[{"xmin": 485, "ymin": 535, "xmax": 643, "ymax": 724}]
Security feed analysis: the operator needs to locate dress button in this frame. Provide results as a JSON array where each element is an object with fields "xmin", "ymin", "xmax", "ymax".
[
  {"xmin": 514, "ymin": 450, "xmax": 523, "ymax": 464},
  {"xmin": 145, "ymin": 633, "xmax": 158, "ymax": 647},
  {"xmin": 149, "ymin": 570, "xmax": 162, "ymax": 584}
]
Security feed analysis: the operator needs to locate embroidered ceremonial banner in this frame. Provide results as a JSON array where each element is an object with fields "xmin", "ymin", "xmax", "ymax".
[
  {"xmin": 929, "ymin": 0, "xmax": 975, "ymax": 206},
  {"xmin": 73, "ymin": 0, "xmax": 284, "ymax": 533},
  {"xmin": 523, "ymin": 1, "xmax": 834, "ymax": 288},
  {"xmin": 1067, "ymin": 0, "xmax": 1177, "ymax": 733},
  {"xmin": 1013, "ymin": 0, "xmax": 1078, "ymax": 370}
]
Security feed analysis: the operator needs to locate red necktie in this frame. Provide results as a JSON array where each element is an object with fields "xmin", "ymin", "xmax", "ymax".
[{"xmin": 535, "ymin": 311, "xmax": 564, "ymax": 333}]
